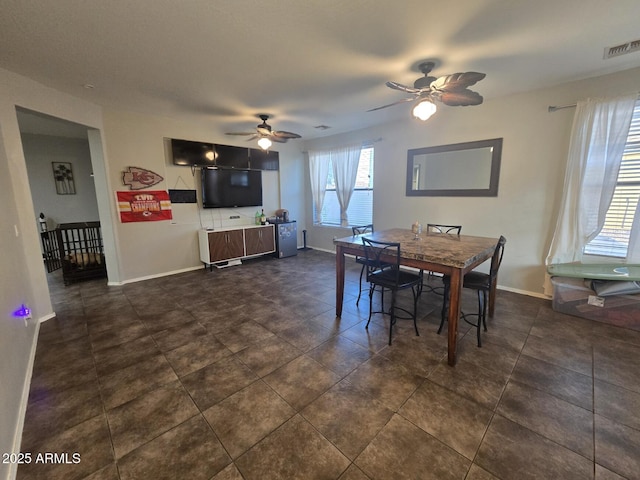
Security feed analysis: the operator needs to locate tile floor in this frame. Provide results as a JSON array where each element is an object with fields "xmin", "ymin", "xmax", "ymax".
[{"xmin": 18, "ymin": 249, "xmax": 640, "ymax": 480}]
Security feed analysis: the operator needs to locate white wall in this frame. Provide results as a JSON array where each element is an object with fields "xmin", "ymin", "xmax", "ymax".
[
  {"xmin": 303, "ymin": 66, "xmax": 640, "ymax": 297},
  {"xmin": 22, "ymin": 134, "xmax": 99, "ymax": 230}
]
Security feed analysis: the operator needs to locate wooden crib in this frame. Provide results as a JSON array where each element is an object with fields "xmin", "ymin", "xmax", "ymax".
[{"xmin": 55, "ymin": 221, "xmax": 107, "ymax": 285}]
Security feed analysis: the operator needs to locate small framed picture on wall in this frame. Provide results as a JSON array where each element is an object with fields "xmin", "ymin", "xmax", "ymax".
[{"xmin": 52, "ymin": 162, "xmax": 76, "ymax": 194}]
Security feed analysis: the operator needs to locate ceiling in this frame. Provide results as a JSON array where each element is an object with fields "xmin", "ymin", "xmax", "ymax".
[{"xmin": 3, "ymin": 0, "xmax": 640, "ymax": 140}]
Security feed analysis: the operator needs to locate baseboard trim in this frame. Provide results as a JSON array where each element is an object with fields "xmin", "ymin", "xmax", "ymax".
[
  {"xmin": 38, "ymin": 312, "xmax": 57, "ymax": 324},
  {"xmin": 498, "ymin": 285, "xmax": 551, "ymax": 300},
  {"xmin": 107, "ymin": 265, "xmax": 204, "ymax": 286},
  {"xmin": 307, "ymin": 246, "xmax": 334, "ymax": 254},
  {"xmin": 8, "ymin": 319, "xmax": 41, "ymax": 480}
]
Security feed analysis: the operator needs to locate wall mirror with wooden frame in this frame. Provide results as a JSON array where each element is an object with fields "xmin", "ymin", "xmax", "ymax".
[{"xmin": 406, "ymin": 138, "xmax": 502, "ymax": 197}]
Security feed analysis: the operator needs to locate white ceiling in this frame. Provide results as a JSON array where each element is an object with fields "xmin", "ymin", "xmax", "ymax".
[{"xmin": 3, "ymin": 0, "xmax": 640, "ymax": 140}]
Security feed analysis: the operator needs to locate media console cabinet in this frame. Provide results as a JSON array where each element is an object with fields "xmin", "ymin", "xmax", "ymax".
[{"xmin": 198, "ymin": 224, "xmax": 275, "ymax": 269}]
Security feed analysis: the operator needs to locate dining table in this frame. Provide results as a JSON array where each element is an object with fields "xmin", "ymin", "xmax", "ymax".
[{"xmin": 333, "ymin": 228, "xmax": 499, "ymax": 366}]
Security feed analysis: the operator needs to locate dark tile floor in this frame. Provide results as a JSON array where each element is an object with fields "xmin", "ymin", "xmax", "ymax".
[{"xmin": 18, "ymin": 249, "xmax": 640, "ymax": 480}]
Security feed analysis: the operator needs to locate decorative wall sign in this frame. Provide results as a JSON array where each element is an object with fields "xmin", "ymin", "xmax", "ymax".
[
  {"xmin": 116, "ymin": 190, "xmax": 172, "ymax": 222},
  {"xmin": 168, "ymin": 175, "xmax": 197, "ymax": 203},
  {"xmin": 168, "ymin": 189, "xmax": 197, "ymax": 203},
  {"xmin": 52, "ymin": 162, "xmax": 76, "ymax": 194},
  {"xmin": 122, "ymin": 166, "xmax": 164, "ymax": 190}
]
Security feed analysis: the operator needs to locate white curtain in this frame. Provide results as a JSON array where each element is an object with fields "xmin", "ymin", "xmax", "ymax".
[
  {"xmin": 546, "ymin": 94, "xmax": 636, "ymax": 268},
  {"xmin": 332, "ymin": 144, "xmax": 362, "ymax": 226},
  {"xmin": 308, "ymin": 150, "xmax": 331, "ymax": 224}
]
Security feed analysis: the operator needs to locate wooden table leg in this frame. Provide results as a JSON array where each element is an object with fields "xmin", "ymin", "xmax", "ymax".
[
  {"xmin": 335, "ymin": 245, "xmax": 345, "ymax": 317},
  {"xmin": 447, "ymin": 269, "xmax": 462, "ymax": 366}
]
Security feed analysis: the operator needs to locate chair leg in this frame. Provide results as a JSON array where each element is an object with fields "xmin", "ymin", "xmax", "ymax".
[
  {"xmin": 366, "ymin": 283, "xmax": 375, "ymax": 329},
  {"xmin": 356, "ymin": 264, "xmax": 365, "ymax": 306},
  {"xmin": 481, "ymin": 290, "xmax": 488, "ymax": 332},
  {"xmin": 412, "ymin": 285, "xmax": 420, "ymax": 337},
  {"xmin": 476, "ymin": 290, "xmax": 483, "ymax": 347},
  {"xmin": 388, "ymin": 290, "xmax": 397, "ymax": 345}
]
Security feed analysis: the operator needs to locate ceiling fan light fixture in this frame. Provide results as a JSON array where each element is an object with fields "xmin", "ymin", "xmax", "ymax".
[
  {"xmin": 257, "ymin": 137, "xmax": 272, "ymax": 150},
  {"xmin": 412, "ymin": 99, "xmax": 437, "ymax": 121}
]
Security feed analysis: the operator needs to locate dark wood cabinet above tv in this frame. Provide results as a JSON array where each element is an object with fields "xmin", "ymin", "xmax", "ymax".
[
  {"xmin": 215, "ymin": 144, "xmax": 250, "ymax": 168},
  {"xmin": 170, "ymin": 138, "xmax": 279, "ymax": 170},
  {"xmin": 249, "ymin": 149, "xmax": 279, "ymax": 171}
]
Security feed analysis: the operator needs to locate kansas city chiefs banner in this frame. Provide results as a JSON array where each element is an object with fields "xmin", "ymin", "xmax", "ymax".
[{"xmin": 116, "ymin": 191, "xmax": 172, "ymax": 222}]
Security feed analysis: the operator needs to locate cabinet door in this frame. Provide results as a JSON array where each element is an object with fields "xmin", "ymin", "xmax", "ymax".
[
  {"xmin": 245, "ymin": 225, "xmax": 275, "ymax": 256},
  {"xmin": 214, "ymin": 144, "xmax": 250, "ymax": 168},
  {"xmin": 208, "ymin": 230, "xmax": 244, "ymax": 262},
  {"xmin": 225, "ymin": 229, "xmax": 245, "ymax": 259},
  {"xmin": 249, "ymin": 149, "xmax": 279, "ymax": 170}
]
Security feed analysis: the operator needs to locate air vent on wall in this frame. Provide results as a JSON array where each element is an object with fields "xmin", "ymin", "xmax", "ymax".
[{"xmin": 604, "ymin": 39, "xmax": 640, "ymax": 59}]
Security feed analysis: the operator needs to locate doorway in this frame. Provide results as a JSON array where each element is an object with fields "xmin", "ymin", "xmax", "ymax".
[{"xmin": 16, "ymin": 108, "xmax": 108, "ymax": 289}]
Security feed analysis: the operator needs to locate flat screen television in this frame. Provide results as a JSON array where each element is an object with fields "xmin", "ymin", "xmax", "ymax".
[{"xmin": 201, "ymin": 168, "xmax": 262, "ymax": 208}]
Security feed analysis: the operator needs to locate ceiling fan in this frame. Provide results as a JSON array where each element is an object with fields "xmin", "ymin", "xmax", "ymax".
[
  {"xmin": 225, "ymin": 114, "xmax": 301, "ymax": 150},
  {"xmin": 368, "ymin": 61, "xmax": 486, "ymax": 120}
]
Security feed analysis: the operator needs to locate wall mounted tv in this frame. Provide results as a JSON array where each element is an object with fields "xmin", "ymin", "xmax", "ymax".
[{"xmin": 201, "ymin": 168, "xmax": 262, "ymax": 208}]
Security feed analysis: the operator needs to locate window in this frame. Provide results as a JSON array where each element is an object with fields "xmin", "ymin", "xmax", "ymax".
[
  {"xmin": 318, "ymin": 147, "xmax": 374, "ymax": 226},
  {"xmin": 584, "ymin": 101, "xmax": 640, "ymax": 257}
]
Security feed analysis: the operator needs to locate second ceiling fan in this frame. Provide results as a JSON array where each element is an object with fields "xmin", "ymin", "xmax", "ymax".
[{"xmin": 369, "ymin": 61, "xmax": 486, "ymax": 120}]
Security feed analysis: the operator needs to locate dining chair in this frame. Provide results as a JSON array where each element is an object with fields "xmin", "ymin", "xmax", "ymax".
[
  {"xmin": 421, "ymin": 224, "xmax": 462, "ymax": 295},
  {"xmin": 362, "ymin": 237, "xmax": 422, "ymax": 345},
  {"xmin": 427, "ymin": 224, "xmax": 463, "ymax": 234},
  {"xmin": 352, "ymin": 224, "xmax": 374, "ymax": 306},
  {"xmin": 439, "ymin": 235, "xmax": 506, "ymax": 347}
]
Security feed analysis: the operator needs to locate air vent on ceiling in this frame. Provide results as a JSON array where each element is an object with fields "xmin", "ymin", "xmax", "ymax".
[{"xmin": 604, "ymin": 39, "xmax": 640, "ymax": 59}]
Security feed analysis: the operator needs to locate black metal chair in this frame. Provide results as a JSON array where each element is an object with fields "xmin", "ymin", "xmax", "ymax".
[
  {"xmin": 439, "ymin": 235, "xmax": 506, "ymax": 347},
  {"xmin": 352, "ymin": 224, "xmax": 374, "ymax": 306},
  {"xmin": 362, "ymin": 237, "xmax": 423, "ymax": 345},
  {"xmin": 421, "ymin": 224, "xmax": 462, "ymax": 294},
  {"xmin": 427, "ymin": 224, "xmax": 462, "ymax": 234}
]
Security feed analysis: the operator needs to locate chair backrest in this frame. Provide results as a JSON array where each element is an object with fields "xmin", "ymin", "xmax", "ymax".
[
  {"xmin": 362, "ymin": 237, "xmax": 401, "ymax": 282},
  {"xmin": 489, "ymin": 236, "xmax": 507, "ymax": 282},
  {"xmin": 426, "ymin": 224, "xmax": 462, "ymax": 234},
  {"xmin": 352, "ymin": 224, "xmax": 373, "ymax": 236}
]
